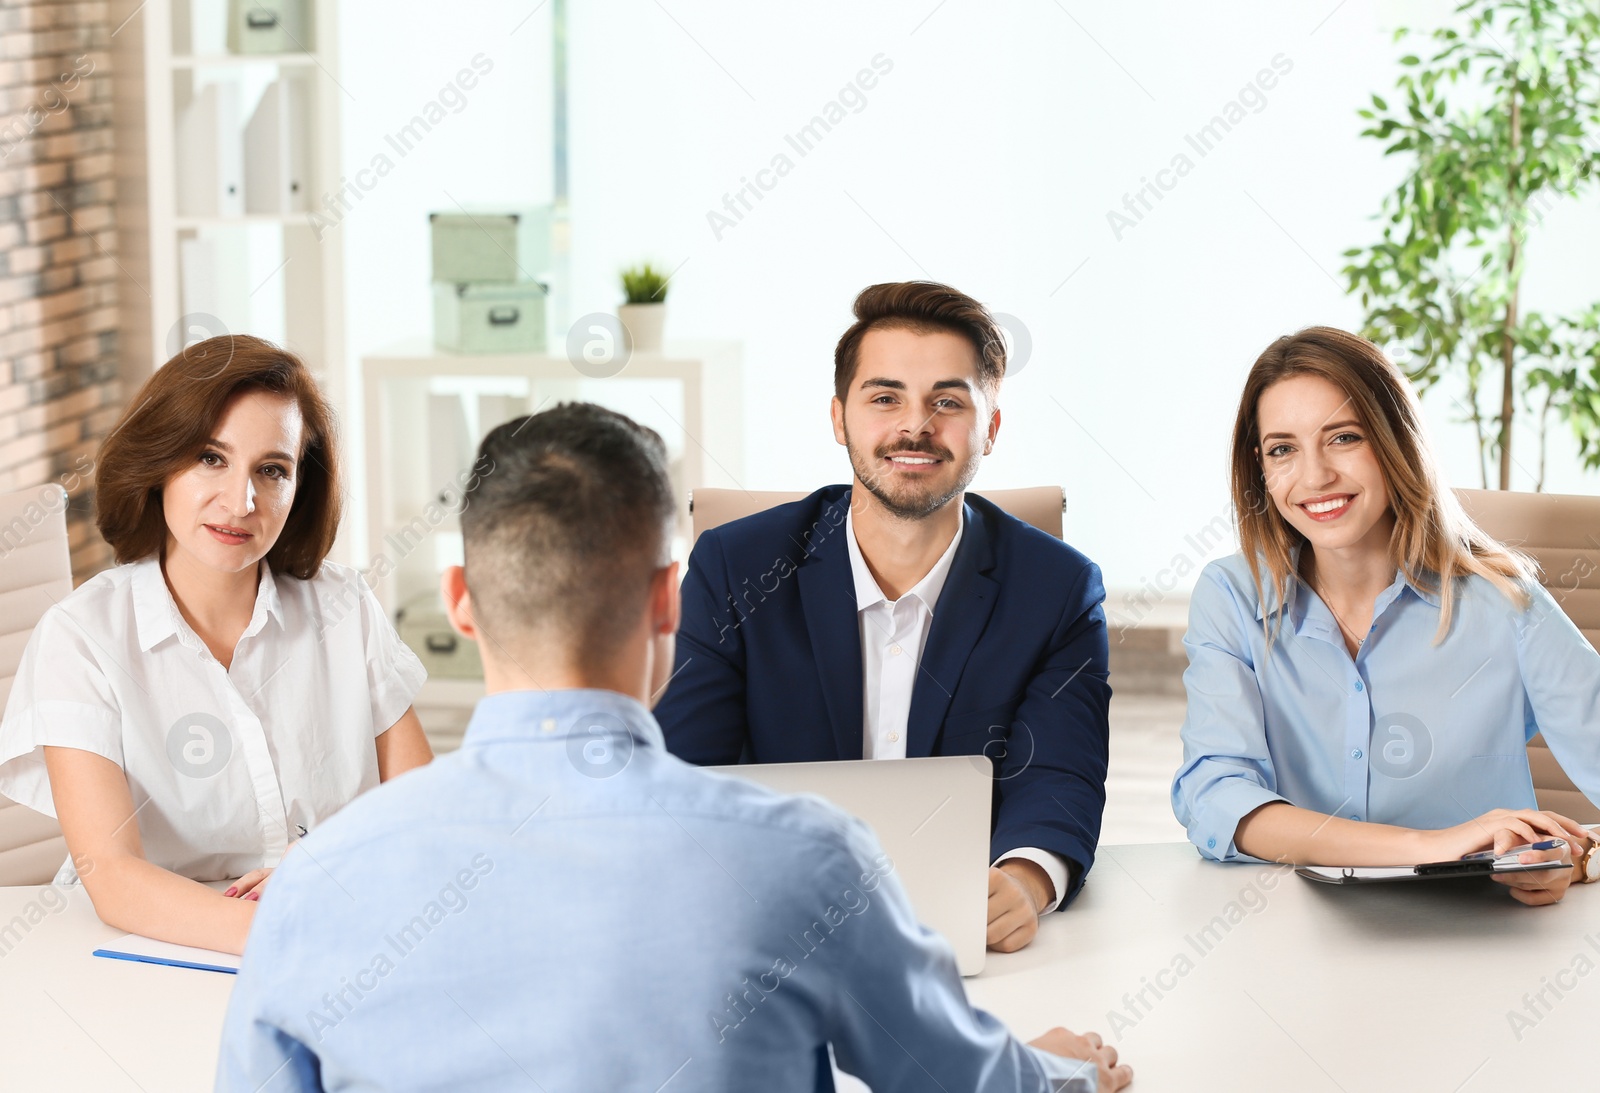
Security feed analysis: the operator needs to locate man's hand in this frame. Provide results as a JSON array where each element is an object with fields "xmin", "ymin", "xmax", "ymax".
[
  {"xmin": 987, "ymin": 860, "xmax": 1053, "ymax": 952},
  {"xmin": 1029, "ymin": 1027, "xmax": 1132, "ymax": 1091}
]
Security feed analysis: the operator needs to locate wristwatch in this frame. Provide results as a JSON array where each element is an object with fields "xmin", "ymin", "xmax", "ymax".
[{"xmin": 1579, "ymin": 840, "xmax": 1600, "ymax": 885}]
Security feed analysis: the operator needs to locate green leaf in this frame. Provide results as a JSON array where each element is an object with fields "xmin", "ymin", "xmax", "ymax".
[{"xmin": 1344, "ymin": 0, "xmax": 1600, "ymax": 482}]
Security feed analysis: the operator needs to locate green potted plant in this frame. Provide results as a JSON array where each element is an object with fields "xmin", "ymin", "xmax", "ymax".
[
  {"xmin": 1342, "ymin": 0, "xmax": 1600, "ymax": 489},
  {"xmin": 618, "ymin": 262, "xmax": 670, "ymax": 353}
]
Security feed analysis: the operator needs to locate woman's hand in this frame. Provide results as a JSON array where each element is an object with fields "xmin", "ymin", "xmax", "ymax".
[
  {"xmin": 224, "ymin": 835, "xmax": 305, "ymax": 901},
  {"xmin": 43, "ymin": 745, "xmax": 257, "ymax": 953},
  {"xmin": 224, "ymin": 868, "xmax": 274, "ymax": 902},
  {"xmin": 1492, "ymin": 842, "xmax": 1573, "ymax": 906},
  {"xmin": 1424, "ymin": 808, "xmax": 1590, "ymax": 860},
  {"xmin": 1422, "ymin": 809, "xmax": 1589, "ymax": 906}
]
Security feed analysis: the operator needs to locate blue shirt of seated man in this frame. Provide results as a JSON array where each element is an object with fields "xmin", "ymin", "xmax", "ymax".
[
  {"xmin": 216, "ymin": 688, "xmax": 1096, "ymax": 1092},
  {"xmin": 216, "ymin": 401, "xmax": 1119, "ymax": 1093}
]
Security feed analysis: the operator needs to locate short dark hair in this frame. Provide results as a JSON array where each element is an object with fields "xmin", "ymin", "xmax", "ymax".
[
  {"xmin": 96, "ymin": 335, "xmax": 341, "ymax": 580},
  {"xmin": 832, "ymin": 281, "xmax": 1006, "ymax": 402},
  {"xmin": 459, "ymin": 403, "xmax": 676, "ymax": 660}
]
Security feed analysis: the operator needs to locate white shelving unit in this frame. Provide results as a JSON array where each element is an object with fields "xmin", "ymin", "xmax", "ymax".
[
  {"xmin": 360, "ymin": 339, "xmax": 745, "ymax": 616},
  {"xmin": 362, "ymin": 340, "xmax": 744, "ymax": 748},
  {"xmin": 110, "ymin": 1, "xmax": 346, "ymax": 411}
]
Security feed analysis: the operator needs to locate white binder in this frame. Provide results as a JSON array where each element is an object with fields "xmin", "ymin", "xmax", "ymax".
[
  {"xmin": 175, "ymin": 83, "xmax": 244, "ymax": 218},
  {"xmin": 243, "ymin": 76, "xmax": 311, "ymax": 214}
]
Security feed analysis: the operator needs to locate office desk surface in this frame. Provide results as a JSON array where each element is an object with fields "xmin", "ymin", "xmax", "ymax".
[
  {"xmin": 0, "ymin": 885, "xmax": 232, "ymax": 1090},
  {"xmin": 967, "ymin": 842, "xmax": 1598, "ymax": 1091},
  {"xmin": 4, "ymin": 843, "xmax": 1595, "ymax": 1091}
]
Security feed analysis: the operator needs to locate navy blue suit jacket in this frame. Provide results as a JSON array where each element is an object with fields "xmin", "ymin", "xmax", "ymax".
[{"xmin": 654, "ymin": 485, "xmax": 1112, "ymax": 906}]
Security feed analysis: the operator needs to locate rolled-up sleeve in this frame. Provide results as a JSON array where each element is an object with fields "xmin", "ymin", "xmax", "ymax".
[
  {"xmin": 1171, "ymin": 566, "xmax": 1285, "ymax": 862},
  {"xmin": 1515, "ymin": 582, "xmax": 1600, "ymax": 810}
]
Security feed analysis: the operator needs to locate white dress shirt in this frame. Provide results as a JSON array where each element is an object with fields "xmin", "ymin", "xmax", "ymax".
[
  {"xmin": 0, "ymin": 556, "xmax": 426, "ymax": 885},
  {"xmin": 845, "ymin": 508, "xmax": 1069, "ymax": 912}
]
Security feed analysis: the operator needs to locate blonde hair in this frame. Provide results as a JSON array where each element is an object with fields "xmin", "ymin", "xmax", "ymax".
[{"xmin": 1229, "ymin": 326, "xmax": 1532, "ymax": 643}]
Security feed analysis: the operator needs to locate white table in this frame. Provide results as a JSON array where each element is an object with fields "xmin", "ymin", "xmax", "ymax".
[
  {"xmin": 0, "ymin": 885, "xmax": 231, "ymax": 1090},
  {"xmin": 967, "ymin": 842, "xmax": 1597, "ymax": 1091},
  {"xmin": 4, "ymin": 843, "xmax": 1594, "ymax": 1090}
]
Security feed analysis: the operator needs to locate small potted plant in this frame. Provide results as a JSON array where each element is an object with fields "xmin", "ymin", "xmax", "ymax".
[{"xmin": 618, "ymin": 262, "xmax": 669, "ymax": 353}]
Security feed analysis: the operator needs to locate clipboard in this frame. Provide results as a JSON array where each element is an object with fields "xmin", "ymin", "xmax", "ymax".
[
  {"xmin": 1296, "ymin": 857, "xmax": 1567, "ymax": 885},
  {"xmin": 92, "ymin": 933, "xmax": 240, "ymax": 974}
]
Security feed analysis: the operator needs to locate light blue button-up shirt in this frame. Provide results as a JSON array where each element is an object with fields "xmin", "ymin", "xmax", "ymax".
[
  {"xmin": 218, "ymin": 688, "xmax": 1094, "ymax": 1092},
  {"xmin": 1172, "ymin": 554, "xmax": 1600, "ymax": 862}
]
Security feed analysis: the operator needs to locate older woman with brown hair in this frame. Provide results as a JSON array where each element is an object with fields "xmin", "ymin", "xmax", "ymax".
[
  {"xmin": 0, "ymin": 335, "xmax": 432, "ymax": 953},
  {"xmin": 1172, "ymin": 326, "xmax": 1600, "ymax": 905}
]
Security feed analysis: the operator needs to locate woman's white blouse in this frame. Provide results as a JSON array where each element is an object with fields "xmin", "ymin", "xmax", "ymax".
[{"xmin": 0, "ymin": 556, "xmax": 427, "ymax": 884}]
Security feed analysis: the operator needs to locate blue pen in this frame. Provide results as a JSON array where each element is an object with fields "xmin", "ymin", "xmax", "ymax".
[{"xmin": 1461, "ymin": 838, "xmax": 1564, "ymax": 861}]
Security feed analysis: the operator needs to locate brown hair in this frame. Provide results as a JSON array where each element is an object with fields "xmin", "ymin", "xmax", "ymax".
[
  {"xmin": 833, "ymin": 281, "xmax": 1006, "ymax": 402},
  {"xmin": 96, "ymin": 335, "xmax": 341, "ymax": 580},
  {"xmin": 1230, "ymin": 326, "xmax": 1531, "ymax": 643}
]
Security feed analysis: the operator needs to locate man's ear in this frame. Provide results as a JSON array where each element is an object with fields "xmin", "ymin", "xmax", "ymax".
[
  {"xmin": 440, "ymin": 565, "xmax": 479, "ymax": 640},
  {"xmin": 984, "ymin": 401, "xmax": 1002, "ymax": 456},
  {"xmin": 650, "ymin": 560, "xmax": 681, "ymax": 637},
  {"xmin": 831, "ymin": 396, "xmax": 848, "ymax": 447}
]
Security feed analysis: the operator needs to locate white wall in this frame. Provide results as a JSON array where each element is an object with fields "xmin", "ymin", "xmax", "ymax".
[{"xmin": 337, "ymin": 0, "xmax": 1600, "ymax": 606}]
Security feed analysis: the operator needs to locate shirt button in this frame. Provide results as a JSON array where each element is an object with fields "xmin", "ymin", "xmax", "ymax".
[
  {"xmin": 541, "ymin": 718, "xmax": 557, "ymax": 734},
  {"xmin": 889, "ymin": 645, "xmax": 902, "ymax": 656},
  {"xmin": 886, "ymin": 732, "xmax": 899, "ymax": 742},
  {"xmin": 1207, "ymin": 837, "xmax": 1217, "ymax": 849},
  {"xmin": 1350, "ymin": 815, "xmax": 1361, "ymax": 821},
  {"xmin": 1354, "ymin": 681, "xmax": 1364, "ymax": 692},
  {"xmin": 1351, "ymin": 749, "xmax": 1363, "ymax": 759}
]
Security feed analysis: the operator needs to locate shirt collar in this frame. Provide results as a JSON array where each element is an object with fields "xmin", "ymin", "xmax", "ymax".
[
  {"xmin": 461, "ymin": 688, "xmax": 664, "ymax": 751},
  {"xmin": 132, "ymin": 556, "xmax": 285, "ymax": 652},
  {"xmin": 244, "ymin": 564, "xmax": 284, "ymax": 638},
  {"xmin": 1251, "ymin": 547, "xmax": 1444, "ymax": 624},
  {"xmin": 132, "ymin": 557, "xmax": 180, "ymax": 651},
  {"xmin": 845, "ymin": 504, "xmax": 965, "ymax": 615}
]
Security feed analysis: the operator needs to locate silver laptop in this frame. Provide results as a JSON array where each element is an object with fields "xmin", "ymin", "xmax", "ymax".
[{"xmin": 709, "ymin": 755, "xmax": 992, "ymax": 976}]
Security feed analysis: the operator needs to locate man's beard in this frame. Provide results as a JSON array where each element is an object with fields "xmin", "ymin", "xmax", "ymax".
[{"xmin": 845, "ymin": 429, "xmax": 980, "ymax": 521}]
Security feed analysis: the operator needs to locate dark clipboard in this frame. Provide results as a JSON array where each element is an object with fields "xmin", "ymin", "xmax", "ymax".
[{"xmin": 1295, "ymin": 858, "xmax": 1567, "ymax": 885}]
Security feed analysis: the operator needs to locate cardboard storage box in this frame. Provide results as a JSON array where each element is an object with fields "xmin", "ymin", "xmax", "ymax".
[
  {"xmin": 227, "ymin": 0, "xmax": 312, "ymax": 54},
  {"xmin": 433, "ymin": 281, "xmax": 547, "ymax": 354},
  {"xmin": 429, "ymin": 207, "xmax": 553, "ymax": 284},
  {"xmin": 396, "ymin": 593, "xmax": 483, "ymax": 680}
]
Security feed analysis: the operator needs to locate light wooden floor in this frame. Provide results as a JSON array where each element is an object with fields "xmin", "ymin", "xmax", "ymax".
[{"xmin": 1102, "ymin": 694, "xmax": 1189, "ymax": 845}]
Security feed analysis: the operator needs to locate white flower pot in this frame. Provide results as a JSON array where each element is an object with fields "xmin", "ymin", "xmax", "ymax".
[{"xmin": 617, "ymin": 302, "xmax": 665, "ymax": 353}]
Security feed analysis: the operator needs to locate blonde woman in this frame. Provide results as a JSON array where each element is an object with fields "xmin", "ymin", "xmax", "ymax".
[{"xmin": 1172, "ymin": 326, "xmax": 1600, "ymax": 904}]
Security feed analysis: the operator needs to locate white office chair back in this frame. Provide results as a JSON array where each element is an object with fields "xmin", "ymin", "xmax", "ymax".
[
  {"xmin": 1456, "ymin": 489, "xmax": 1600, "ymax": 823},
  {"xmin": 0, "ymin": 485, "xmax": 73, "ymax": 884}
]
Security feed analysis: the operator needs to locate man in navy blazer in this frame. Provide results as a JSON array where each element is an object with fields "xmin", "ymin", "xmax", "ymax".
[{"xmin": 655, "ymin": 281, "xmax": 1112, "ymax": 952}]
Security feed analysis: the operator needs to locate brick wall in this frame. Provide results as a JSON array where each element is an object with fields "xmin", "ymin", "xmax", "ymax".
[{"xmin": 0, "ymin": 1, "xmax": 120, "ymax": 583}]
